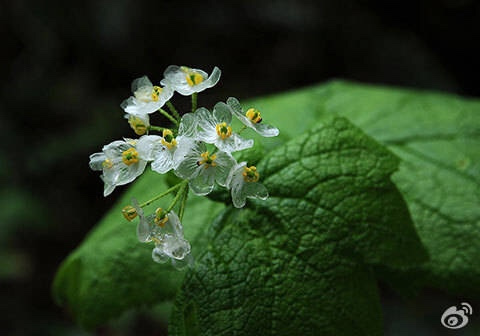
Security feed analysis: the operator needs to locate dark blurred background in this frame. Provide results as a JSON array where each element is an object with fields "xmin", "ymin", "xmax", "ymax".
[{"xmin": 1, "ymin": 0, "xmax": 479, "ymax": 335}]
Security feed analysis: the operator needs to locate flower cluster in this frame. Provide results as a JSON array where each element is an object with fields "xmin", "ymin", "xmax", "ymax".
[{"xmin": 89, "ymin": 65, "xmax": 279, "ymax": 268}]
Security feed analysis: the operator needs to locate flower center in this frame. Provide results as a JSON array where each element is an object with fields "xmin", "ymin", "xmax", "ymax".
[
  {"xmin": 246, "ymin": 108, "xmax": 262, "ymax": 124},
  {"xmin": 154, "ymin": 208, "xmax": 168, "ymax": 227},
  {"xmin": 242, "ymin": 166, "xmax": 259, "ymax": 182},
  {"xmin": 182, "ymin": 67, "xmax": 204, "ymax": 86},
  {"xmin": 128, "ymin": 115, "xmax": 148, "ymax": 135},
  {"xmin": 102, "ymin": 158, "xmax": 113, "ymax": 169},
  {"xmin": 215, "ymin": 122, "xmax": 232, "ymax": 140},
  {"xmin": 122, "ymin": 148, "xmax": 139, "ymax": 165},
  {"xmin": 197, "ymin": 151, "xmax": 217, "ymax": 168},
  {"xmin": 161, "ymin": 129, "xmax": 177, "ymax": 150},
  {"xmin": 151, "ymin": 86, "xmax": 163, "ymax": 101},
  {"xmin": 122, "ymin": 205, "xmax": 137, "ymax": 221}
]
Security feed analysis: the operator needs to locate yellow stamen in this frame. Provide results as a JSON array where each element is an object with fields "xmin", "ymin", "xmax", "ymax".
[
  {"xmin": 128, "ymin": 116, "xmax": 148, "ymax": 135},
  {"xmin": 181, "ymin": 66, "xmax": 204, "ymax": 86},
  {"xmin": 242, "ymin": 166, "xmax": 260, "ymax": 183},
  {"xmin": 122, "ymin": 147, "xmax": 139, "ymax": 165},
  {"xmin": 102, "ymin": 158, "xmax": 113, "ymax": 169},
  {"xmin": 246, "ymin": 108, "xmax": 262, "ymax": 124},
  {"xmin": 154, "ymin": 208, "xmax": 168, "ymax": 227},
  {"xmin": 215, "ymin": 122, "xmax": 233, "ymax": 140},
  {"xmin": 122, "ymin": 205, "xmax": 137, "ymax": 221},
  {"xmin": 161, "ymin": 129, "xmax": 178, "ymax": 150},
  {"xmin": 151, "ymin": 86, "xmax": 163, "ymax": 101},
  {"xmin": 197, "ymin": 151, "xmax": 217, "ymax": 168}
]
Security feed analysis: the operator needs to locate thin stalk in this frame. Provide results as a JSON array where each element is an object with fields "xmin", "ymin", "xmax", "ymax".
[
  {"xmin": 139, "ymin": 182, "xmax": 183, "ymax": 208},
  {"xmin": 166, "ymin": 181, "xmax": 188, "ymax": 213},
  {"xmin": 237, "ymin": 125, "xmax": 247, "ymax": 134},
  {"xmin": 178, "ymin": 184, "xmax": 189, "ymax": 221},
  {"xmin": 159, "ymin": 108, "xmax": 179, "ymax": 126},
  {"xmin": 166, "ymin": 101, "xmax": 181, "ymax": 121},
  {"xmin": 191, "ymin": 92, "xmax": 198, "ymax": 113},
  {"xmin": 149, "ymin": 125, "xmax": 166, "ymax": 132}
]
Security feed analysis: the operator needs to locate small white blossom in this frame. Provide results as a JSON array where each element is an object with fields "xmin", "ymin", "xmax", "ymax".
[
  {"xmin": 195, "ymin": 102, "xmax": 253, "ymax": 154},
  {"xmin": 131, "ymin": 198, "xmax": 156, "ymax": 243},
  {"xmin": 174, "ymin": 141, "xmax": 235, "ymax": 196},
  {"xmin": 227, "ymin": 97, "xmax": 279, "ymax": 137},
  {"xmin": 161, "ymin": 65, "xmax": 221, "ymax": 96},
  {"xmin": 121, "ymin": 75, "xmax": 174, "ymax": 116},
  {"xmin": 125, "ymin": 113, "xmax": 150, "ymax": 136},
  {"xmin": 89, "ymin": 139, "xmax": 148, "ymax": 196},
  {"xmin": 131, "ymin": 198, "xmax": 192, "ymax": 269},
  {"xmin": 151, "ymin": 210, "xmax": 193, "ymax": 270},
  {"xmin": 135, "ymin": 113, "xmax": 198, "ymax": 174},
  {"xmin": 226, "ymin": 161, "xmax": 268, "ymax": 208}
]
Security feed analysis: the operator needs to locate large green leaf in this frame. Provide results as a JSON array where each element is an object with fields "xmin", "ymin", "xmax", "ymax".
[
  {"xmin": 248, "ymin": 81, "xmax": 480, "ymax": 297},
  {"xmin": 54, "ymin": 79, "xmax": 480, "ymax": 330},
  {"xmin": 52, "ymin": 170, "xmax": 225, "ymax": 329},
  {"xmin": 170, "ymin": 116, "xmax": 427, "ymax": 335}
]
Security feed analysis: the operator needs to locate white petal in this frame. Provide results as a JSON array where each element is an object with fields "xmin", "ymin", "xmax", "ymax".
[
  {"xmin": 243, "ymin": 182, "xmax": 269, "ymax": 201},
  {"xmin": 216, "ymin": 134, "xmax": 253, "ymax": 153},
  {"xmin": 136, "ymin": 135, "xmax": 163, "ymax": 161},
  {"xmin": 228, "ymin": 163, "xmax": 247, "ymax": 207},
  {"xmin": 175, "ymin": 153, "xmax": 203, "ymax": 180},
  {"xmin": 178, "ymin": 113, "xmax": 198, "ymax": 138},
  {"xmin": 103, "ymin": 182, "xmax": 116, "ymax": 197},
  {"xmin": 171, "ymin": 253, "xmax": 194, "ymax": 270},
  {"xmin": 226, "ymin": 161, "xmax": 247, "ymax": 188},
  {"xmin": 227, "ymin": 97, "xmax": 279, "ymax": 137},
  {"xmin": 151, "ymin": 149, "xmax": 175, "ymax": 174},
  {"xmin": 161, "ymin": 65, "xmax": 221, "ymax": 95},
  {"xmin": 132, "ymin": 198, "xmax": 150, "ymax": 242},
  {"xmin": 193, "ymin": 66, "xmax": 221, "ymax": 93},
  {"xmin": 89, "ymin": 152, "xmax": 106, "ymax": 171},
  {"xmin": 103, "ymin": 140, "xmax": 130, "ymax": 158},
  {"xmin": 152, "ymin": 247, "xmax": 169, "ymax": 264},
  {"xmin": 214, "ymin": 152, "xmax": 236, "ymax": 186},
  {"xmin": 195, "ymin": 108, "xmax": 219, "ymax": 144},
  {"xmin": 173, "ymin": 137, "xmax": 196, "ymax": 168},
  {"xmin": 113, "ymin": 160, "xmax": 147, "ymax": 187},
  {"xmin": 162, "ymin": 234, "xmax": 191, "ymax": 260},
  {"xmin": 189, "ymin": 170, "xmax": 215, "ymax": 196},
  {"xmin": 254, "ymin": 123, "xmax": 280, "ymax": 137},
  {"xmin": 213, "ymin": 102, "xmax": 232, "ymax": 124},
  {"xmin": 131, "ymin": 75, "xmax": 153, "ymax": 93}
]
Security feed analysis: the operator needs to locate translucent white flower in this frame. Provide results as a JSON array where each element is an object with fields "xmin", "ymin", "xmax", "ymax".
[
  {"xmin": 195, "ymin": 102, "xmax": 253, "ymax": 153},
  {"xmin": 131, "ymin": 198, "xmax": 193, "ymax": 269},
  {"xmin": 121, "ymin": 75, "xmax": 174, "ymax": 116},
  {"xmin": 226, "ymin": 161, "xmax": 269, "ymax": 208},
  {"xmin": 160, "ymin": 65, "xmax": 221, "ymax": 96},
  {"xmin": 135, "ymin": 113, "xmax": 198, "ymax": 174},
  {"xmin": 151, "ymin": 210, "xmax": 193, "ymax": 270},
  {"xmin": 131, "ymin": 198, "xmax": 156, "ymax": 243},
  {"xmin": 89, "ymin": 139, "xmax": 148, "ymax": 196},
  {"xmin": 226, "ymin": 97, "xmax": 279, "ymax": 137},
  {"xmin": 174, "ymin": 141, "xmax": 235, "ymax": 196},
  {"xmin": 125, "ymin": 113, "xmax": 150, "ymax": 136}
]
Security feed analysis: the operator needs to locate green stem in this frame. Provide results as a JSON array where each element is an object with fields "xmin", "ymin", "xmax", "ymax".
[
  {"xmin": 159, "ymin": 108, "xmax": 179, "ymax": 126},
  {"xmin": 166, "ymin": 101, "xmax": 181, "ymax": 121},
  {"xmin": 178, "ymin": 184, "xmax": 189, "ymax": 221},
  {"xmin": 191, "ymin": 92, "xmax": 198, "ymax": 113},
  {"xmin": 140, "ymin": 182, "xmax": 183, "ymax": 208},
  {"xmin": 149, "ymin": 125, "xmax": 166, "ymax": 132},
  {"xmin": 237, "ymin": 125, "xmax": 247, "ymax": 134},
  {"xmin": 166, "ymin": 180, "xmax": 188, "ymax": 213}
]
